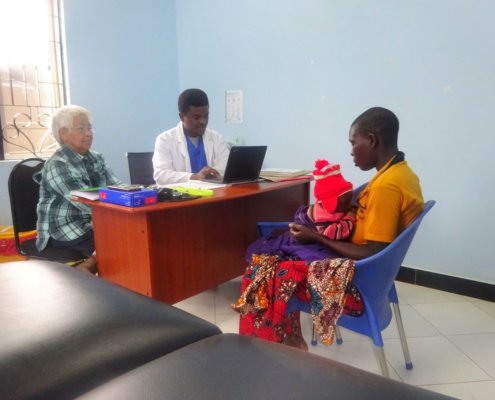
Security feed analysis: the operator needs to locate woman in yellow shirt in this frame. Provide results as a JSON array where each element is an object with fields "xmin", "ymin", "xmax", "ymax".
[
  {"xmin": 290, "ymin": 107, "xmax": 424, "ymax": 260},
  {"xmin": 236, "ymin": 107, "xmax": 424, "ymax": 350}
]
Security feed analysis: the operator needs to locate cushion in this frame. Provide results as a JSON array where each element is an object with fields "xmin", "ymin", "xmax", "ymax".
[
  {"xmin": 0, "ymin": 260, "xmax": 221, "ymax": 399},
  {"xmin": 78, "ymin": 333, "xmax": 454, "ymax": 400}
]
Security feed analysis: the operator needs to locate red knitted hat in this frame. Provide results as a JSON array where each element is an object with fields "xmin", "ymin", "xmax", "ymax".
[{"xmin": 313, "ymin": 159, "xmax": 353, "ymax": 212}]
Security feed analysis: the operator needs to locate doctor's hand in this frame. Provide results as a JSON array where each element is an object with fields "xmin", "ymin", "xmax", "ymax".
[
  {"xmin": 191, "ymin": 167, "xmax": 220, "ymax": 180},
  {"xmin": 289, "ymin": 223, "xmax": 319, "ymax": 244}
]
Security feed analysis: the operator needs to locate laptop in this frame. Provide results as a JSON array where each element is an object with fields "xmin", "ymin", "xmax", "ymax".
[{"xmin": 202, "ymin": 145, "xmax": 267, "ymax": 184}]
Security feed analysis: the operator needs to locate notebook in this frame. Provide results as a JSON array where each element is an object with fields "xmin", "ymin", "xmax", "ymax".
[{"xmin": 202, "ymin": 145, "xmax": 267, "ymax": 184}]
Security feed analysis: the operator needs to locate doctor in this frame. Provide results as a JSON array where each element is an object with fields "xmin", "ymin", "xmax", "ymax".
[{"xmin": 153, "ymin": 88, "xmax": 230, "ymax": 185}]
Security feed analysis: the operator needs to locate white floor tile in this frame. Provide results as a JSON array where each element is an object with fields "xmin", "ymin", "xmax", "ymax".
[
  {"xmin": 412, "ymin": 302, "xmax": 495, "ymax": 335},
  {"xmin": 173, "ymin": 290, "xmax": 215, "ymax": 322},
  {"xmin": 309, "ymin": 337, "xmax": 380, "ymax": 373},
  {"xmin": 396, "ymin": 281, "xmax": 474, "ymax": 304},
  {"xmin": 182, "ymin": 276, "xmax": 495, "ymax": 398},
  {"xmin": 299, "ymin": 314, "xmax": 400, "ymax": 379},
  {"xmin": 214, "ymin": 276, "xmax": 242, "ymax": 315},
  {"xmin": 422, "ymin": 381, "xmax": 495, "ymax": 400},
  {"xmin": 382, "ymin": 304, "xmax": 442, "ymax": 339},
  {"xmin": 472, "ymin": 299, "xmax": 495, "ymax": 319},
  {"xmin": 384, "ymin": 336, "xmax": 491, "ymax": 386},
  {"xmin": 334, "ymin": 326, "xmax": 370, "ymax": 342},
  {"xmin": 215, "ymin": 312, "xmax": 240, "ymax": 334},
  {"xmin": 307, "ymin": 337, "xmax": 402, "ymax": 380},
  {"xmin": 448, "ymin": 333, "xmax": 495, "ymax": 379}
]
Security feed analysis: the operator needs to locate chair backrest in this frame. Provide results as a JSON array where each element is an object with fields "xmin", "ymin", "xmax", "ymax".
[
  {"xmin": 126, "ymin": 152, "xmax": 154, "ymax": 185},
  {"xmin": 8, "ymin": 158, "xmax": 45, "ymax": 252},
  {"xmin": 352, "ymin": 200, "xmax": 436, "ymax": 330},
  {"xmin": 351, "ymin": 182, "xmax": 367, "ymax": 204}
]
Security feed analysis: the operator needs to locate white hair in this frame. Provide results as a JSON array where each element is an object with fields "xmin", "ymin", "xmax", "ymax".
[{"xmin": 50, "ymin": 105, "xmax": 92, "ymax": 145}]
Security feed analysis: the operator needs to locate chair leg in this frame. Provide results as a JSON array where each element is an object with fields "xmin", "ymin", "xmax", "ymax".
[
  {"xmin": 392, "ymin": 303, "xmax": 413, "ymax": 370},
  {"xmin": 373, "ymin": 345, "xmax": 390, "ymax": 378},
  {"xmin": 310, "ymin": 323, "xmax": 343, "ymax": 346},
  {"xmin": 335, "ymin": 325, "xmax": 343, "ymax": 344},
  {"xmin": 311, "ymin": 323, "xmax": 318, "ymax": 346}
]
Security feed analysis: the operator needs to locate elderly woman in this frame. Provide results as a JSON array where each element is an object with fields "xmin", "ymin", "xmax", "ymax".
[{"xmin": 36, "ymin": 105, "xmax": 121, "ymax": 274}]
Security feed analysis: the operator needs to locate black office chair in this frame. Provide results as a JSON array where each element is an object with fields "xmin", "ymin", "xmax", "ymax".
[
  {"xmin": 126, "ymin": 152, "xmax": 155, "ymax": 185},
  {"xmin": 8, "ymin": 158, "xmax": 86, "ymax": 263}
]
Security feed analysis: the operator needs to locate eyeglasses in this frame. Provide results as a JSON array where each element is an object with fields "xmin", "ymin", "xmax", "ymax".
[{"xmin": 72, "ymin": 125, "xmax": 94, "ymax": 134}]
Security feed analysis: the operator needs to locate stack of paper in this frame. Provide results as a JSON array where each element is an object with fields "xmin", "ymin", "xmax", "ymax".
[
  {"xmin": 260, "ymin": 168, "xmax": 310, "ymax": 182},
  {"xmin": 70, "ymin": 188, "xmax": 100, "ymax": 201}
]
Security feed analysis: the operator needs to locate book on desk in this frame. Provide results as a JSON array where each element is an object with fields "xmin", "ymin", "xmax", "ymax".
[
  {"xmin": 260, "ymin": 168, "xmax": 311, "ymax": 182},
  {"xmin": 71, "ymin": 186, "xmax": 158, "ymax": 206},
  {"xmin": 70, "ymin": 188, "xmax": 101, "ymax": 201}
]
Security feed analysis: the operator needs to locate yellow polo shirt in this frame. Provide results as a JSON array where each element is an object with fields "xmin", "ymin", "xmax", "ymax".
[{"xmin": 351, "ymin": 157, "xmax": 424, "ymax": 245}]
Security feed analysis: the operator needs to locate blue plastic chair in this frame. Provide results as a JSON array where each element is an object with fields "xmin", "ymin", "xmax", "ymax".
[{"xmin": 256, "ymin": 194, "xmax": 435, "ymax": 378}]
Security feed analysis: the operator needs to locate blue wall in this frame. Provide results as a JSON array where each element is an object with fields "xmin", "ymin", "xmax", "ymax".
[
  {"xmin": 1, "ymin": 0, "xmax": 494, "ymax": 284},
  {"xmin": 63, "ymin": 0, "xmax": 180, "ymax": 180},
  {"xmin": 174, "ymin": 0, "xmax": 495, "ymax": 284}
]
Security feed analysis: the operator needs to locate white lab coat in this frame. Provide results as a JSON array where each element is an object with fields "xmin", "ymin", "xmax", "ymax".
[{"xmin": 152, "ymin": 122, "xmax": 230, "ymax": 185}]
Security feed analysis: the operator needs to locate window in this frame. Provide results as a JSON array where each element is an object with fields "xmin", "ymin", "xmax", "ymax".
[{"xmin": 0, "ymin": 0, "xmax": 66, "ymax": 160}]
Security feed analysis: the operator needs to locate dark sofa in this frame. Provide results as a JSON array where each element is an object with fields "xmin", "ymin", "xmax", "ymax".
[{"xmin": 0, "ymin": 260, "xmax": 454, "ymax": 400}]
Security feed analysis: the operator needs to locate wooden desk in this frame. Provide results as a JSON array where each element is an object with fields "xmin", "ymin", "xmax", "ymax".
[{"xmin": 80, "ymin": 180, "xmax": 310, "ymax": 304}]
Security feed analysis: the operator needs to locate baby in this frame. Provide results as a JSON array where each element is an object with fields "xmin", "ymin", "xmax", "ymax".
[{"xmin": 296, "ymin": 159, "xmax": 356, "ymax": 240}]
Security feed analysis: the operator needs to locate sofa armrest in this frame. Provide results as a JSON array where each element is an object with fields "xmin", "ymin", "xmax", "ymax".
[
  {"xmin": 78, "ymin": 334, "xmax": 455, "ymax": 400},
  {"xmin": 0, "ymin": 260, "xmax": 221, "ymax": 400}
]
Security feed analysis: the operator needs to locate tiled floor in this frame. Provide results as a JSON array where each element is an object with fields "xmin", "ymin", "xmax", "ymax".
[{"xmin": 175, "ymin": 277, "xmax": 495, "ymax": 400}]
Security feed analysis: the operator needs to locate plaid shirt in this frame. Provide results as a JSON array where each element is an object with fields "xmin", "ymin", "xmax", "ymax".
[{"xmin": 36, "ymin": 146, "xmax": 121, "ymax": 251}]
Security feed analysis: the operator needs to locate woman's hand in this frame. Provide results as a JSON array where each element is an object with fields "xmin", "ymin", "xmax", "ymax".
[{"xmin": 289, "ymin": 223, "xmax": 319, "ymax": 244}]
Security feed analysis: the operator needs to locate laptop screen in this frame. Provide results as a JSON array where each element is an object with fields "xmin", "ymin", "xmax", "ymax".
[{"xmin": 223, "ymin": 145, "xmax": 267, "ymax": 183}]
